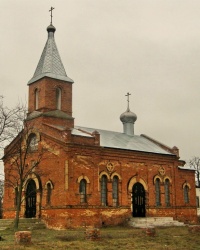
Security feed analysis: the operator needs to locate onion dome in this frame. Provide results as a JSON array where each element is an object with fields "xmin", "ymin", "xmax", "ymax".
[
  {"xmin": 120, "ymin": 108, "xmax": 137, "ymax": 124},
  {"xmin": 120, "ymin": 92, "xmax": 137, "ymax": 136},
  {"xmin": 47, "ymin": 24, "xmax": 56, "ymax": 33}
]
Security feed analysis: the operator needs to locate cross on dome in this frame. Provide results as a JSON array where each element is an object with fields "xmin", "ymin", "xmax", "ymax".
[
  {"xmin": 49, "ymin": 7, "xmax": 55, "ymax": 25},
  {"xmin": 125, "ymin": 92, "xmax": 131, "ymax": 111}
]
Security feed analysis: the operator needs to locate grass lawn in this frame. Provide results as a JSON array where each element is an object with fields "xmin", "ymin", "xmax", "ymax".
[{"xmin": 0, "ymin": 226, "xmax": 200, "ymax": 250}]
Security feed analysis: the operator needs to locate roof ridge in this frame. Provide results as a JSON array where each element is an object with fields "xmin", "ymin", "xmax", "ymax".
[{"xmin": 140, "ymin": 134, "xmax": 178, "ymax": 156}]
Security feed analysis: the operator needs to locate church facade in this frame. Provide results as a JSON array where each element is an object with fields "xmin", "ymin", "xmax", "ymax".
[{"xmin": 3, "ymin": 21, "xmax": 197, "ymax": 229}]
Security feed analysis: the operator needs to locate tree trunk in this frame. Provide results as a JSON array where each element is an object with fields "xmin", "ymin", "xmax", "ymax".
[
  {"xmin": 197, "ymin": 171, "xmax": 200, "ymax": 187},
  {"xmin": 14, "ymin": 182, "xmax": 23, "ymax": 230}
]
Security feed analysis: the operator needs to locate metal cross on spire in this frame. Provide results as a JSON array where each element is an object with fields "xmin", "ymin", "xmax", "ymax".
[
  {"xmin": 49, "ymin": 7, "xmax": 55, "ymax": 25},
  {"xmin": 125, "ymin": 92, "xmax": 131, "ymax": 111}
]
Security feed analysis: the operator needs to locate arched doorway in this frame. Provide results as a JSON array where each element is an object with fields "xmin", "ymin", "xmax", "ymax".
[
  {"xmin": 132, "ymin": 182, "xmax": 145, "ymax": 217},
  {"xmin": 25, "ymin": 179, "xmax": 36, "ymax": 218}
]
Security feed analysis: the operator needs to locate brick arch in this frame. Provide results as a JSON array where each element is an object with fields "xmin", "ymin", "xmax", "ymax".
[
  {"xmin": 54, "ymin": 84, "xmax": 63, "ymax": 90},
  {"xmin": 183, "ymin": 182, "xmax": 191, "ymax": 189},
  {"xmin": 163, "ymin": 176, "xmax": 172, "ymax": 183},
  {"xmin": 25, "ymin": 130, "xmax": 41, "ymax": 143},
  {"xmin": 45, "ymin": 180, "xmax": 54, "ymax": 189},
  {"xmin": 153, "ymin": 175, "xmax": 163, "ymax": 184},
  {"xmin": 77, "ymin": 175, "xmax": 90, "ymax": 184},
  {"xmin": 99, "ymin": 171, "xmax": 110, "ymax": 180},
  {"xmin": 22, "ymin": 173, "xmax": 42, "ymax": 218},
  {"xmin": 110, "ymin": 173, "xmax": 122, "ymax": 181},
  {"xmin": 23, "ymin": 173, "xmax": 41, "ymax": 192},
  {"xmin": 128, "ymin": 176, "xmax": 148, "ymax": 193}
]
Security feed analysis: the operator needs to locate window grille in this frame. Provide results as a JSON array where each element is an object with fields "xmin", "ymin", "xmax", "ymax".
[
  {"xmin": 46, "ymin": 183, "xmax": 52, "ymax": 205},
  {"xmin": 155, "ymin": 178, "xmax": 161, "ymax": 206},
  {"xmin": 112, "ymin": 176, "xmax": 119, "ymax": 206},
  {"xmin": 164, "ymin": 179, "xmax": 170, "ymax": 206},
  {"xmin": 184, "ymin": 185, "xmax": 189, "ymax": 203},
  {"xmin": 101, "ymin": 175, "xmax": 107, "ymax": 206},
  {"xmin": 79, "ymin": 179, "xmax": 87, "ymax": 203}
]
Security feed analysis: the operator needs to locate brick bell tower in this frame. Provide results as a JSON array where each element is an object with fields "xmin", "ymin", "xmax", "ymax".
[{"xmin": 26, "ymin": 16, "xmax": 74, "ymax": 128}]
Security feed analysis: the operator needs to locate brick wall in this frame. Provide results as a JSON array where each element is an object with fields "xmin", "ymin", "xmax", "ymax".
[
  {"xmin": 3, "ymin": 134, "xmax": 198, "ymax": 228},
  {"xmin": 28, "ymin": 77, "xmax": 73, "ymax": 116},
  {"xmin": 3, "ymin": 75, "xmax": 197, "ymax": 228}
]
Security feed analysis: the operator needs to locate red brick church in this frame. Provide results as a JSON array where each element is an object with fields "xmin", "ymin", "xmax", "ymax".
[{"xmin": 3, "ymin": 19, "xmax": 197, "ymax": 229}]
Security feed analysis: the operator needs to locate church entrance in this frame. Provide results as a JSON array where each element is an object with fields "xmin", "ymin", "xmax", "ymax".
[
  {"xmin": 25, "ymin": 179, "xmax": 36, "ymax": 218},
  {"xmin": 132, "ymin": 182, "xmax": 145, "ymax": 217}
]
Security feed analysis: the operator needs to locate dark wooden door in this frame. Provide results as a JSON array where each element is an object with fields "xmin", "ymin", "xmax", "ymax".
[
  {"xmin": 132, "ymin": 182, "xmax": 145, "ymax": 217},
  {"xmin": 25, "ymin": 180, "xmax": 36, "ymax": 218}
]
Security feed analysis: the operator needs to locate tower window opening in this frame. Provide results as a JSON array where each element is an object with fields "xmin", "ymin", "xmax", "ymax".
[
  {"xmin": 34, "ymin": 89, "xmax": 39, "ymax": 110},
  {"xmin": 56, "ymin": 88, "xmax": 62, "ymax": 110},
  {"xmin": 28, "ymin": 133, "xmax": 38, "ymax": 151}
]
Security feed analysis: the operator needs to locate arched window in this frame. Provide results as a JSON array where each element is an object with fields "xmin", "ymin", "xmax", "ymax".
[
  {"xmin": 184, "ymin": 185, "xmax": 189, "ymax": 203},
  {"xmin": 46, "ymin": 183, "xmax": 52, "ymax": 205},
  {"xmin": 101, "ymin": 175, "xmax": 107, "ymax": 206},
  {"xmin": 112, "ymin": 176, "xmax": 119, "ymax": 206},
  {"xmin": 155, "ymin": 178, "xmax": 161, "ymax": 206},
  {"xmin": 79, "ymin": 179, "xmax": 87, "ymax": 203},
  {"xmin": 35, "ymin": 89, "xmax": 39, "ymax": 110},
  {"xmin": 164, "ymin": 179, "xmax": 170, "ymax": 206},
  {"xmin": 56, "ymin": 88, "xmax": 61, "ymax": 110},
  {"xmin": 28, "ymin": 133, "xmax": 38, "ymax": 151}
]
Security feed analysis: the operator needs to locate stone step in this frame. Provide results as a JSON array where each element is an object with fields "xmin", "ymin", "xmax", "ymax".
[
  {"xmin": 129, "ymin": 217, "xmax": 185, "ymax": 228},
  {"xmin": 19, "ymin": 219, "xmax": 46, "ymax": 230},
  {"xmin": 132, "ymin": 217, "xmax": 174, "ymax": 223},
  {"xmin": 0, "ymin": 219, "xmax": 14, "ymax": 228},
  {"xmin": 0, "ymin": 218, "xmax": 46, "ymax": 230}
]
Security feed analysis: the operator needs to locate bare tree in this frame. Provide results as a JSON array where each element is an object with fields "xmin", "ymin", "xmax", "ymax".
[
  {"xmin": 0, "ymin": 97, "xmax": 28, "ymax": 228},
  {"xmin": 189, "ymin": 157, "xmax": 200, "ymax": 187},
  {"xmin": 0, "ymin": 98, "xmax": 47, "ymax": 229},
  {"xmin": 0, "ymin": 96, "xmax": 26, "ymax": 147},
  {"xmin": 0, "ymin": 179, "xmax": 4, "ymax": 218},
  {"xmin": 3, "ymin": 120, "xmax": 47, "ymax": 229}
]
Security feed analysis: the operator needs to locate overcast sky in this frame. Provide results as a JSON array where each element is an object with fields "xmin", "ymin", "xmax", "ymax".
[{"xmin": 1, "ymin": 0, "xmax": 200, "ymax": 165}]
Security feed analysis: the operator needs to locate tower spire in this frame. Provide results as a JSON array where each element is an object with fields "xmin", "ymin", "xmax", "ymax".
[
  {"xmin": 28, "ymin": 10, "xmax": 73, "ymax": 85},
  {"xmin": 49, "ymin": 7, "xmax": 55, "ymax": 25}
]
